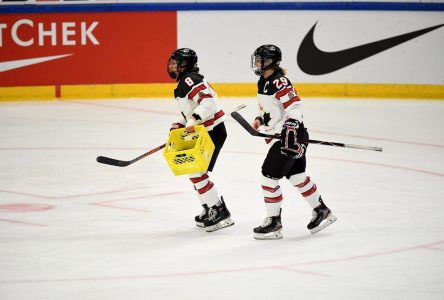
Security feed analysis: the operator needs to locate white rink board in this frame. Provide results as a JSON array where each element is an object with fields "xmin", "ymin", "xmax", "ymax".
[{"xmin": 178, "ymin": 11, "xmax": 444, "ymax": 84}]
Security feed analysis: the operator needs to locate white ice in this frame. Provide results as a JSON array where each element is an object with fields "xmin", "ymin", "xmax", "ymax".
[{"xmin": 0, "ymin": 98, "xmax": 443, "ymax": 300}]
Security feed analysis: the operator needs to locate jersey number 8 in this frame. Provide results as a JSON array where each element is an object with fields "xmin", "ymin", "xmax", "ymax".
[{"xmin": 185, "ymin": 77, "xmax": 195, "ymax": 86}]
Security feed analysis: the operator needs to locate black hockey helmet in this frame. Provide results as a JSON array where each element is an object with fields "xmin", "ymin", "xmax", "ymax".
[
  {"xmin": 167, "ymin": 48, "xmax": 198, "ymax": 79},
  {"xmin": 251, "ymin": 44, "xmax": 282, "ymax": 76}
]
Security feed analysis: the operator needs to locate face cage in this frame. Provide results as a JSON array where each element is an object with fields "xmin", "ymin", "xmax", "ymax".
[
  {"xmin": 251, "ymin": 55, "xmax": 276, "ymax": 76},
  {"xmin": 251, "ymin": 54, "xmax": 263, "ymax": 76},
  {"xmin": 168, "ymin": 57, "xmax": 194, "ymax": 79},
  {"xmin": 168, "ymin": 58, "xmax": 190, "ymax": 79},
  {"xmin": 167, "ymin": 58, "xmax": 178, "ymax": 79}
]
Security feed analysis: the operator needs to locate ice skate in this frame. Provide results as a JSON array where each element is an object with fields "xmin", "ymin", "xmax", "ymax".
[
  {"xmin": 203, "ymin": 197, "xmax": 234, "ymax": 232},
  {"xmin": 195, "ymin": 204, "xmax": 209, "ymax": 228},
  {"xmin": 254, "ymin": 210, "xmax": 283, "ymax": 240},
  {"xmin": 307, "ymin": 197, "xmax": 337, "ymax": 234}
]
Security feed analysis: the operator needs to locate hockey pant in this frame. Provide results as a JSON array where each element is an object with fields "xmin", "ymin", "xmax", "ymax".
[{"xmin": 261, "ymin": 141, "xmax": 321, "ymax": 216}]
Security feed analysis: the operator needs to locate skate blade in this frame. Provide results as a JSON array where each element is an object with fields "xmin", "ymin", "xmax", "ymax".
[
  {"xmin": 254, "ymin": 231, "xmax": 283, "ymax": 240},
  {"xmin": 196, "ymin": 221, "xmax": 205, "ymax": 228},
  {"xmin": 309, "ymin": 214, "xmax": 337, "ymax": 234},
  {"xmin": 205, "ymin": 218, "xmax": 234, "ymax": 232}
]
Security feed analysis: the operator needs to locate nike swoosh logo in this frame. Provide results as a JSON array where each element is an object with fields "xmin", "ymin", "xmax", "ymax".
[
  {"xmin": 0, "ymin": 54, "xmax": 73, "ymax": 73},
  {"xmin": 297, "ymin": 22, "xmax": 444, "ymax": 75}
]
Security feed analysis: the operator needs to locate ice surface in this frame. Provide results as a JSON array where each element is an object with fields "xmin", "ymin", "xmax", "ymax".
[{"xmin": 0, "ymin": 98, "xmax": 443, "ymax": 300}]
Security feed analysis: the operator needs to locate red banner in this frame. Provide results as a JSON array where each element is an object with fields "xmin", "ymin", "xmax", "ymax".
[{"xmin": 0, "ymin": 11, "xmax": 177, "ymax": 86}]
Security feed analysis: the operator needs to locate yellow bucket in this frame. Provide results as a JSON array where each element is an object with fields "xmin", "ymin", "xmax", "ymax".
[{"xmin": 163, "ymin": 125, "xmax": 215, "ymax": 176}]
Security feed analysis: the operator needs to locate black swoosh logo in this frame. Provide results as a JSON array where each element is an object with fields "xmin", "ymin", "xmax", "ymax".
[{"xmin": 297, "ymin": 22, "xmax": 444, "ymax": 75}]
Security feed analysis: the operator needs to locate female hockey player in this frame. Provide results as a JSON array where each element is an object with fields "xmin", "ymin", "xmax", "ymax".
[
  {"xmin": 167, "ymin": 48, "xmax": 234, "ymax": 232},
  {"xmin": 250, "ymin": 44, "xmax": 336, "ymax": 239}
]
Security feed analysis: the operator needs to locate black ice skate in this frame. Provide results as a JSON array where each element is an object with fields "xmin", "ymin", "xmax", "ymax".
[
  {"xmin": 195, "ymin": 204, "xmax": 209, "ymax": 228},
  {"xmin": 203, "ymin": 197, "xmax": 234, "ymax": 232},
  {"xmin": 307, "ymin": 197, "xmax": 337, "ymax": 234},
  {"xmin": 253, "ymin": 209, "xmax": 283, "ymax": 240}
]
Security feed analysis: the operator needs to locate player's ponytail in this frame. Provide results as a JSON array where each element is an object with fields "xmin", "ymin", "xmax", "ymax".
[
  {"xmin": 274, "ymin": 66, "xmax": 286, "ymax": 75},
  {"xmin": 191, "ymin": 65, "xmax": 200, "ymax": 73}
]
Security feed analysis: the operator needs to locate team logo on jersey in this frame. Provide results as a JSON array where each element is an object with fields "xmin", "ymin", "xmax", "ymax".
[
  {"xmin": 263, "ymin": 112, "xmax": 271, "ymax": 126},
  {"xmin": 297, "ymin": 22, "xmax": 444, "ymax": 75}
]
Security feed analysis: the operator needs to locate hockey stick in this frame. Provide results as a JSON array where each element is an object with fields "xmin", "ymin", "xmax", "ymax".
[
  {"xmin": 231, "ymin": 111, "xmax": 383, "ymax": 152},
  {"xmin": 97, "ymin": 104, "xmax": 247, "ymax": 167},
  {"xmin": 96, "ymin": 144, "xmax": 166, "ymax": 167}
]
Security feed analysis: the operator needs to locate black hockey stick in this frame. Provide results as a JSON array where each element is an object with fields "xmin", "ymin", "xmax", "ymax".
[
  {"xmin": 97, "ymin": 143, "xmax": 166, "ymax": 167},
  {"xmin": 231, "ymin": 111, "xmax": 383, "ymax": 152},
  {"xmin": 97, "ymin": 104, "xmax": 248, "ymax": 167}
]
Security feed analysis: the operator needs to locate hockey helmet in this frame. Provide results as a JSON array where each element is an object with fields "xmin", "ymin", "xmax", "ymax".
[
  {"xmin": 251, "ymin": 44, "xmax": 282, "ymax": 76},
  {"xmin": 167, "ymin": 48, "xmax": 198, "ymax": 79}
]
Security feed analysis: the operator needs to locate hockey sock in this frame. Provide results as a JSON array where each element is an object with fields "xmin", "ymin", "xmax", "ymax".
[
  {"xmin": 189, "ymin": 171, "xmax": 220, "ymax": 207},
  {"xmin": 288, "ymin": 173, "xmax": 321, "ymax": 208},
  {"xmin": 261, "ymin": 175, "xmax": 283, "ymax": 217}
]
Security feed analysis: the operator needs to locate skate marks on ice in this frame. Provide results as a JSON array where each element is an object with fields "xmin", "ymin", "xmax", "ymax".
[{"xmin": 0, "ymin": 98, "xmax": 443, "ymax": 300}]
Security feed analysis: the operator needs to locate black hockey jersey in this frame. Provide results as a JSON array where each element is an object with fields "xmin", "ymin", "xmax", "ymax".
[
  {"xmin": 174, "ymin": 72, "xmax": 225, "ymax": 130},
  {"xmin": 256, "ymin": 71, "xmax": 302, "ymax": 135}
]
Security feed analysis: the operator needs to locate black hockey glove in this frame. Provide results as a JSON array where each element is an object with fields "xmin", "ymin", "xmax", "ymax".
[{"xmin": 280, "ymin": 119, "xmax": 306, "ymax": 158}]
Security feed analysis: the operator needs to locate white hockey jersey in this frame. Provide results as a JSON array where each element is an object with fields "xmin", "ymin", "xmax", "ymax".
[
  {"xmin": 256, "ymin": 71, "xmax": 303, "ymax": 137},
  {"xmin": 174, "ymin": 72, "xmax": 226, "ymax": 131}
]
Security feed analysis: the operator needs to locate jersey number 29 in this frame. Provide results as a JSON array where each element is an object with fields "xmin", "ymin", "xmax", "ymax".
[{"xmin": 273, "ymin": 77, "xmax": 288, "ymax": 89}]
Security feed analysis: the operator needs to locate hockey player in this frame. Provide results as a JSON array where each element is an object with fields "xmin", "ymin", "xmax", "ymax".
[
  {"xmin": 250, "ymin": 44, "xmax": 337, "ymax": 239},
  {"xmin": 167, "ymin": 48, "xmax": 234, "ymax": 232}
]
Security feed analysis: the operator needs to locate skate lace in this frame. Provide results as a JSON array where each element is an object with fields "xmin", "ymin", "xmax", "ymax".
[
  {"xmin": 261, "ymin": 217, "xmax": 272, "ymax": 227},
  {"xmin": 208, "ymin": 208, "xmax": 217, "ymax": 221},
  {"xmin": 199, "ymin": 207, "xmax": 207, "ymax": 218},
  {"xmin": 310, "ymin": 210, "xmax": 318, "ymax": 222}
]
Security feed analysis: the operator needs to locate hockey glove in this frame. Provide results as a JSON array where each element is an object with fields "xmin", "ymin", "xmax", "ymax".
[
  {"xmin": 252, "ymin": 116, "xmax": 264, "ymax": 130},
  {"xmin": 280, "ymin": 119, "xmax": 305, "ymax": 158},
  {"xmin": 170, "ymin": 122, "xmax": 185, "ymax": 131}
]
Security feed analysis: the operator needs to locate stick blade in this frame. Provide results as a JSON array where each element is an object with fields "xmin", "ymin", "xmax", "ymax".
[
  {"xmin": 231, "ymin": 111, "xmax": 278, "ymax": 138},
  {"xmin": 96, "ymin": 156, "xmax": 131, "ymax": 167},
  {"xmin": 230, "ymin": 111, "xmax": 257, "ymax": 135}
]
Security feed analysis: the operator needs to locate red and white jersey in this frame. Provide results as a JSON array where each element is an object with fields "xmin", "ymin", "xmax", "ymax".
[
  {"xmin": 256, "ymin": 70, "xmax": 303, "ymax": 136},
  {"xmin": 174, "ymin": 72, "xmax": 226, "ymax": 131}
]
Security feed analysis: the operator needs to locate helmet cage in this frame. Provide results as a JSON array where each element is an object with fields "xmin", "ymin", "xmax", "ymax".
[
  {"xmin": 251, "ymin": 44, "xmax": 282, "ymax": 76},
  {"xmin": 167, "ymin": 48, "xmax": 198, "ymax": 79},
  {"xmin": 251, "ymin": 55, "xmax": 275, "ymax": 76}
]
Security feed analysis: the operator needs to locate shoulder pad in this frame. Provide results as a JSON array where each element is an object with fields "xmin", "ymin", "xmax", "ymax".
[
  {"xmin": 175, "ymin": 73, "xmax": 204, "ymax": 98},
  {"xmin": 258, "ymin": 73, "xmax": 293, "ymax": 96}
]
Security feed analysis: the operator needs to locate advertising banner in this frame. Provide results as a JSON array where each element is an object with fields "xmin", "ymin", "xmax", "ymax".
[
  {"xmin": 0, "ymin": 11, "xmax": 176, "ymax": 86},
  {"xmin": 0, "ymin": 2, "xmax": 442, "ymax": 99},
  {"xmin": 179, "ymin": 11, "xmax": 444, "ymax": 85}
]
